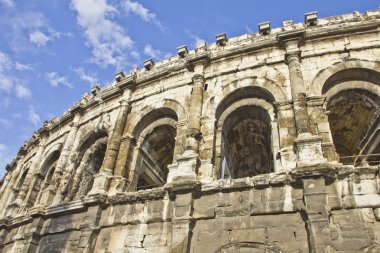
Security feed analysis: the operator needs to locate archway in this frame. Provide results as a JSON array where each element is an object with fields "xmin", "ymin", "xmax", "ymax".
[
  {"xmin": 65, "ymin": 132, "xmax": 108, "ymax": 201},
  {"xmin": 221, "ymin": 105, "xmax": 273, "ymax": 178},
  {"xmin": 214, "ymin": 87, "xmax": 277, "ymax": 179},
  {"xmin": 136, "ymin": 124, "xmax": 176, "ymax": 190},
  {"xmin": 129, "ymin": 108, "xmax": 178, "ymax": 190},
  {"xmin": 29, "ymin": 150, "xmax": 60, "ymax": 207},
  {"xmin": 322, "ymin": 68, "xmax": 380, "ymax": 165}
]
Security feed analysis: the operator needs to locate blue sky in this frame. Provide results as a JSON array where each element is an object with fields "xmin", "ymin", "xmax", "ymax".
[{"xmin": 0, "ymin": 0, "xmax": 378, "ymax": 178}]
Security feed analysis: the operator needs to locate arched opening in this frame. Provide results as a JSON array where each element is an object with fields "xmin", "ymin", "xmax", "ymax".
[
  {"xmin": 214, "ymin": 87, "xmax": 277, "ymax": 179},
  {"xmin": 327, "ymin": 89, "xmax": 380, "ymax": 165},
  {"xmin": 136, "ymin": 124, "xmax": 176, "ymax": 190},
  {"xmin": 129, "ymin": 108, "xmax": 178, "ymax": 191},
  {"xmin": 65, "ymin": 132, "xmax": 108, "ymax": 201},
  {"xmin": 220, "ymin": 105, "xmax": 274, "ymax": 178},
  {"xmin": 29, "ymin": 150, "xmax": 60, "ymax": 207},
  {"xmin": 76, "ymin": 140, "xmax": 107, "ymax": 198},
  {"xmin": 323, "ymin": 68, "xmax": 380, "ymax": 166}
]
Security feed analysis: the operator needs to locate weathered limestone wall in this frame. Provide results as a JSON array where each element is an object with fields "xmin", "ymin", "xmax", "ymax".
[
  {"xmin": 1, "ymin": 10, "xmax": 380, "ymax": 253},
  {"xmin": 2, "ymin": 167, "xmax": 380, "ymax": 252}
]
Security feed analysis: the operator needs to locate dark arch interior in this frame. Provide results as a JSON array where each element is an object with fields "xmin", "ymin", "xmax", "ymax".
[
  {"xmin": 136, "ymin": 124, "xmax": 176, "ymax": 190},
  {"xmin": 220, "ymin": 105, "xmax": 274, "ymax": 179},
  {"xmin": 75, "ymin": 141, "xmax": 107, "ymax": 199},
  {"xmin": 327, "ymin": 88, "xmax": 380, "ymax": 165},
  {"xmin": 40, "ymin": 151, "xmax": 60, "ymax": 177}
]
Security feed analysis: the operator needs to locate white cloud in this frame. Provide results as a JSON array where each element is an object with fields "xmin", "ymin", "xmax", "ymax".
[
  {"xmin": 186, "ymin": 31, "xmax": 205, "ymax": 48},
  {"xmin": 15, "ymin": 84, "xmax": 31, "ymax": 99},
  {"xmin": 0, "ymin": 75, "xmax": 13, "ymax": 92},
  {"xmin": 28, "ymin": 106, "xmax": 40, "ymax": 126},
  {"xmin": 0, "ymin": 118, "xmax": 12, "ymax": 129},
  {"xmin": 0, "ymin": 97, "xmax": 10, "ymax": 108},
  {"xmin": 0, "ymin": 51, "xmax": 33, "ymax": 99},
  {"xmin": 130, "ymin": 50, "xmax": 140, "ymax": 61},
  {"xmin": 123, "ymin": 0, "xmax": 165, "ymax": 31},
  {"xmin": 2, "ymin": 12, "xmax": 67, "ymax": 51},
  {"xmin": 29, "ymin": 30, "xmax": 51, "ymax": 47},
  {"xmin": 73, "ymin": 67, "xmax": 98, "ymax": 84},
  {"xmin": 144, "ymin": 44, "xmax": 163, "ymax": 60},
  {"xmin": 0, "ymin": 142, "xmax": 9, "ymax": 178},
  {"xmin": 71, "ymin": 0, "xmax": 134, "ymax": 68},
  {"xmin": 0, "ymin": 51, "xmax": 12, "ymax": 72},
  {"xmin": 0, "ymin": 52, "xmax": 14, "ymax": 92},
  {"xmin": 0, "ymin": 0, "xmax": 13, "ymax": 7},
  {"xmin": 245, "ymin": 25, "xmax": 253, "ymax": 34},
  {"xmin": 143, "ymin": 44, "xmax": 171, "ymax": 61},
  {"xmin": 44, "ymin": 71, "xmax": 73, "ymax": 88},
  {"xmin": 14, "ymin": 62, "xmax": 33, "ymax": 71}
]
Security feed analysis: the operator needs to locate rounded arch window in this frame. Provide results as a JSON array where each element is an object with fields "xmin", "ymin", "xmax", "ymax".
[
  {"xmin": 220, "ymin": 105, "xmax": 274, "ymax": 179},
  {"xmin": 322, "ymin": 68, "xmax": 380, "ymax": 166}
]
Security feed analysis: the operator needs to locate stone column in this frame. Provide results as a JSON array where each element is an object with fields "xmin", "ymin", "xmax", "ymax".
[
  {"xmin": 11, "ymin": 129, "xmax": 49, "ymax": 215},
  {"xmin": 167, "ymin": 73, "xmax": 206, "ymax": 183},
  {"xmin": 284, "ymin": 40, "xmax": 326, "ymax": 167},
  {"xmin": 185, "ymin": 74, "xmax": 205, "ymax": 152},
  {"xmin": 51, "ymin": 111, "xmax": 82, "ymax": 205},
  {"xmin": 37, "ymin": 111, "xmax": 81, "ymax": 206},
  {"xmin": 91, "ymin": 86, "xmax": 134, "ymax": 196}
]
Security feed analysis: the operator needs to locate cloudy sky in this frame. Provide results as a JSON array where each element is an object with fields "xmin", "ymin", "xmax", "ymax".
[{"xmin": 0, "ymin": 0, "xmax": 378, "ymax": 178}]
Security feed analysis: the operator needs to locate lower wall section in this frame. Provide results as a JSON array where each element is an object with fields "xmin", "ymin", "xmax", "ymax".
[
  {"xmin": 190, "ymin": 214, "xmax": 308, "ymax": 253},
  {"xmin": 2, "ymin": 168, "xmax": 380, "ymax": 252}
]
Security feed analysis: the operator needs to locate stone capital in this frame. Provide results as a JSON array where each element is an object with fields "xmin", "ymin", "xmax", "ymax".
[
  {"xmin": 192, "ymin": 74, "xmax": 206, "ymax": 85},
  {"xmin": 121, "ymin": 134, "xmax": 136, "ymax": 145},
  {"xmin": 285, "ymin": 51, "xmax": 301, "ymax": 65}
]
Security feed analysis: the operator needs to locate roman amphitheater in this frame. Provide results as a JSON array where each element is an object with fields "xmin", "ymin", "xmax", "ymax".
[{"xmin": 1, "ymin": 10, "xmax": 380, "ymax": 253}]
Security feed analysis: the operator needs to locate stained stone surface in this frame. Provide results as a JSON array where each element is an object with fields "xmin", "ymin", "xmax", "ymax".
[{"xmin": 1, "ymin": 10, "xmax": 380, "ymax": 253}]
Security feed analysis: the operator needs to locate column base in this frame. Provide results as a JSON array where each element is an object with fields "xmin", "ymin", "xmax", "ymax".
[
  {"xmin": 108, "ymin": 176, "xmax": 127, "ymax": 196},
  {"xmin": 278, "ymin": 146, "xmax": 297, "ymax": 171},
  {"xmin": 88, "ymin": 170, "xmax": 112, "ymax": 196},
  {"xmin": 198, "ymin": 161, "xmax": 214, "ymax": 183},
  {"xmin": 38, "ymin": 187, "xmax": 56, "ymax": 207},
  {"xmin": 295, "ymin": 132, "xmax": 327, "ymax": 167},
  {"xmin": 167, "ymin": 150, "xmax": 199, "ymax": 183}
]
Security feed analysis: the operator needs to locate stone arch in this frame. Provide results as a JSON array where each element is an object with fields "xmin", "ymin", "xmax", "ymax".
[
  {"xmin": 310, "ymin": 59, "xmax": 380, "ymax": 96},
  {"xmin": 221, "ymin": 75, "xmax": 287, "ymax": 103},
  {"xmin": 214, "ymin": 86, "xmax": 279, "ymax": 179},
  {"xmin": 28, "ymin": 149, "xmax": 61, "ymax": 207},
  {"xmin": 317, "ymin": 63, "xmax": 380, "ymax": 165},
  {"xmin": 64, "ymin": 130, "xmax": 109, "ymax": 201},
  {"xmin": 78, "ymin": 129, "xmax": 108, "ymax": 155},
  {"xmin": 41, "ymin": 142, "xmax": 63, "ymax": 164},
  {"xmin": 126, "ymin": 107, "xmax": 179, "ymax": 190},
  {"xmin": 125, "ymin": 98, "xmax": 186, "ymax": 135},
  {"xmin": 214, "ymin": 242, "xmax": 283, "ymax": 253}
]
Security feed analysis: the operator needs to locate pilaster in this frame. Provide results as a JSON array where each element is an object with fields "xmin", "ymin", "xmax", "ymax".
[
  {"xmin": 302, "ymin": 177, "xmax": 332, "ymax": 253},
  {"xmin": 50, "ymin": 111, "xmax": 82, "ymax": 205},
  {"xmin": 98, "ymin": 76, "xmax": 136, "ymax": 196},
  {"xmin": 167, "ymin": 45, "xmax": 210, "ymax": 184},
  {"xmin": 13, "ymin": 129, "xmax": 49, "ymax": 216},
  {"xmin": 284, "ymin": 40, "xmax": 327, "ymax": 168}
]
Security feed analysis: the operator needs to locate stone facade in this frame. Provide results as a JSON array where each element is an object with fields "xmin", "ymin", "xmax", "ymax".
[{"xmin": 1, "ymin": 10, "xmax": 380, "ymax": 253}]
